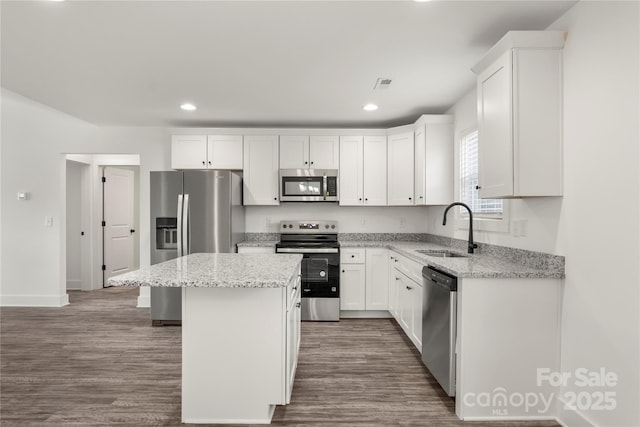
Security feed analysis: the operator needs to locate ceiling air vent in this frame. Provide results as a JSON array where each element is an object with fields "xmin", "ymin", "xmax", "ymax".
[{"xmin": 374, "ymin": 78, "xmax": 392, "ymax": 90}]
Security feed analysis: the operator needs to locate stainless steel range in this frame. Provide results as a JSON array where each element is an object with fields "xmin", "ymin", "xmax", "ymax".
[{"xmin": 275, "ymin": 220, "xmax": 340, "ymax": 321}]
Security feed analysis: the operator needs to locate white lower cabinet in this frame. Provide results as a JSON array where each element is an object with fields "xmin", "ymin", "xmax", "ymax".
[
  {"xmin": 389, "ymin": 251, "xmax": 424, "ymax": 352},
  {"xmin": 285, "ymin": 274, "xmax": 302, "ymax": 404},
  {"xmin": 340, "ymin": 264, "xmax": 366, "ymax": 310},
  {"xmin": 365, "ymin": 248, "xmax": 389, "ymax": 310},
  {"xmin": 340, "ymin": 248, "xmax": 389, "ymax": 313}
]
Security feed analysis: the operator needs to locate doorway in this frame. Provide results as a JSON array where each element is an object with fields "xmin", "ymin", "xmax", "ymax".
[{"xmin": 64, "ymin": 154, "xmax": 140, "ymax": 293}]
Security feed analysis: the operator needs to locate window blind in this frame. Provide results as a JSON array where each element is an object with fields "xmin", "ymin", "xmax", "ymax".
[{"xmin": 460, "ymin": 130, "xmax": 503, "ymax": 215}]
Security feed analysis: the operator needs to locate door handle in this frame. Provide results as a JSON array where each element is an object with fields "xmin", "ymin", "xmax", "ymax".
[
  {"xmin": 183, "ymin": 194, "xmax": 190, "ymax": 255},
  {"xmin": 130, "ymin": 229, "xmax": 136, "ymax": 233},
  {"xmin": 177, "ymin": 194, "xmax": 183, "ymax": 257}
]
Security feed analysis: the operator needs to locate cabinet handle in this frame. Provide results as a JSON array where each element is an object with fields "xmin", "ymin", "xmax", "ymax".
[
  {"xmin": 342, "ymin": 270, "xmax": 345, "ymax": 273},
  {"xmin": 475, "ymin": 185, "xmax": 481, "ymax": 190},
  {"xmin": 419, "ymin": 196, "xmax": 423, "ymax": 199},
  {"xmin": 310, "ymin": 161, "xmax": 314, "ymax": 165},
  {"xmin": 394, "ymin": 259, "xmax": 398, "ymax": 263},
  {"xmin": 406, "ymin": 286, "xmax": 413, "ymax": 290},
  {"xmin": 208, "ymin": 161, "xmax": 212, "ymax": 165},
  {"xmin": 409, "ymin": 197, "xmax": 412, "ymax": 200},
  {"xmin": 202, "ymin": 161, "xmax": 206, "ymax": 165},
  {"xmin": 359, "ymin": 198, "xmax": 362, "ymax": 201},
  {"xmin": 390, "ymin": 256, "xmax": 394, "ymax": 260},
  {"xmin": 395, "ymin": 277, "xmax": 401, "ymax": 281},
  {"xmin": 365, "ymin": 198, "xmax": 368, "ymax": 201},
  {"xmin": 350, "ymin": 255, "xmax": 355, "ymax": 258},
  {"xmin": 274, "ymin": 197, "xmax": 277, "ymax": 200},
  {"xmin": 304, "ymin": 161, "xmax": 308, "ymax": 165},
  {"xmin": 296, "ymin": 302, "xmax": 301, "ymax": 308}
]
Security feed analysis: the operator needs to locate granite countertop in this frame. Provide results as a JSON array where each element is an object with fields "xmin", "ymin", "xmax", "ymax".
[
  {"xmin": 339, "ymin": 241, "xmax": 564, "ymax": 279},
  {"xmin": 107, "ymin": 253, "xmax": 302, "ymax": 288},
  {"xmin": 237, "ymin": 240, "xmax": 278, "ymax": 248}
]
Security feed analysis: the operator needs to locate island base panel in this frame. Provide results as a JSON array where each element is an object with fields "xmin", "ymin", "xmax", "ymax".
[{"xmin": 181, "ymin": 286, "xmax": 287, "ymax": 424}]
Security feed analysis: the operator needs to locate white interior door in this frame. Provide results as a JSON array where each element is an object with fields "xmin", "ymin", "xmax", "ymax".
[{"xmin": 103, "ymin": 167, "xmax": 135, "ymax": 285}]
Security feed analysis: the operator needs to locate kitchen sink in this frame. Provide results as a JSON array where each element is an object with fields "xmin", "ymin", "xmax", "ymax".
[{"xmin": 415, "ymin": 250, "xmax": 467, "ymax": 258}]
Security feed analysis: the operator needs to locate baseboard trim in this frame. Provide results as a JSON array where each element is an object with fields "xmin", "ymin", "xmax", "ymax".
[
  {"xmin": 0, "ymin": 293, "xmax": 70, "ymax": 307},
  {"xmin": 66, "ymin": 279, "xmax": 81, "ymax": 290},
  {"xmin": 556, "ymin": 396, "xmax": 596, "ymax": 427},
  {"xmin": 462, "ymin": 416, "xmax": 558, "ymax": 422},
  {"xmin": 340, "ymin": 310, "xmax": 392, "ymax": 319},
  {"xmin": 137, "ymin": 295, "xmax": 150, "ymax": 308}
]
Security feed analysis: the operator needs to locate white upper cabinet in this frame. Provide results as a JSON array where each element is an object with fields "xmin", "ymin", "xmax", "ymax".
[
  {"xmin": 472, "ymin": 31, "xmax": 564, "ymax": 198},
  {"xmin": 279, "ymin": 136, "xmax": 309, "ymax": 169},
  {"xmin": 339, "ymin": 136, "xmax": 364, "ymax": 205},
  {"xmin": 339, "ymin": 135, "xmax": 386, "ymax": 206},
  {"xmin": 171, "ymin": 135, "xmax": 207, "ymax": 169},
  {"xmin": 309, "ymin": 136, "xmax": 339, "ymax": 169},
  {"xmin": 243, "ymin": 135, "xmax": 280, "ymax": 205},
  {"xmin": 363, "ymin": 136, "xmax": 387, "ymax": 205},
  {"xmin": 414, "ymin": 115, "xmax": 454, "ymax": 206},
  {"xmin": 207, "ymin": 135, "xmax": 243, "ymax": 169},
  {"xmin": 387, "ymin": 132, "xmax": 414, "ymax": 205},
  {"xmin": 172, "ymin": 135, "xmax": 243, "ymax": 170},
  {"xmin": 279, "ymin": 135, "xmax": 339, "ymax": 169}
]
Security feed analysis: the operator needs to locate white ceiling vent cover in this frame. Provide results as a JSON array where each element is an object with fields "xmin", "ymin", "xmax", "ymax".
[{"xmin": 374, "ymin": 78, "xmax": 393, "ymax": 90}]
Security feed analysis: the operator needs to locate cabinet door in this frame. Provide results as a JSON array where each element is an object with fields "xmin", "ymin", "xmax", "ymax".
[
  {"xmin": 171, "ymin": 135, "xmax": 207, "ymax": 169},
  {"xmin": 387, "ymin": 132, "xmax": 414, "ymax": 205},
  {"xmin": 411, "ymin": 282, "xmax": 423, "ymax": 351},
  {"xmin": 424, "ymin": 118, "xmax": 454, "ymax": 205},
  {"xmin": 477, "ymin": 51, "xmax": 514, "ymax": 198},
  {"xmin": 279, "ymin": 136, "xmax": 309, "ymax": 169},
  {"xmin": 207, "ymin": 135, "xmax": 243, "ymax": 169},
  {"xmin": 363, "ymin": 136, "xmax": 387, "ymax": 205},
  {"xmin": 339, "ymin": 136, "xmax": 363, "ymax": 206},
  {"xmin": 414, "ymin": 126, "xmax": 426, "ymax": 205},
  {"xmin": 388, "ymin": 254, "xmax": 400, "ymax": 319},
  {"xmin": 365, "ymin": 248, "xmax": 389, "ymax": 310},
  {"xmin": 398, "ymin": 273, "xmax": 412, "ymax": 333},
  {"xmin": 340, "ymin": 264, "xmax": 366, "ymax": 310},
  {"xmin": 309, "ymin": 136, "xmax": 339, "ymax": 169},
  {"xmin": 243, "ymin": 135, "xmax": 280, "ymax": 205}
]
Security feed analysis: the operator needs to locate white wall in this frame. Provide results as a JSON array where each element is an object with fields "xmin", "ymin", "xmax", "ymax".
[
  {"xmin": 429, "ymin": 2, "xmax": 639, "ymax": 426},
  {"xmin": 549, "ymin": 3, "xmax": 639, "ymax": 426},
  {"xmin": 1, "ymin": 89, "xmax": 171, "ymax": 306},
  {"xmin": 246, "ymin": 205, "xmax": 428, "ymax": 233}
]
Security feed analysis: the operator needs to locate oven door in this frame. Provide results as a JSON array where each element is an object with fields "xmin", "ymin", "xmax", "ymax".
[{"xmin": 300, "ymin": 252, "xmax": 339, "ymax": 298}]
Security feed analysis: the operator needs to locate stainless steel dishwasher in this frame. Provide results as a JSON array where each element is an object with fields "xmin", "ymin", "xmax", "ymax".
[{"xmin": 421, "ymin": 266, "xmax": 457, "ymax": 397}]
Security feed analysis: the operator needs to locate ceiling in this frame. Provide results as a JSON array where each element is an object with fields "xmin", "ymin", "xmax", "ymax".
[{"xmin": 1, "ymin": 0, "xmax": 577, "ymax": 128}]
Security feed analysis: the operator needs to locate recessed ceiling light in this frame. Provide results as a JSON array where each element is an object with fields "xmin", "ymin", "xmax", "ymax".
[
  {"xmin": 49, "ymin": 0, "xmax": 65, "ymax": 2},
  {"xmin": 413, "ymin": 0, "xmax": 432, "ymax": 2},
  {"xmin": 363, "ymin": 103, "xmax": 379, "ymax": 112},
  {"xmin": 180, "ymin": 103, "xmax": 196, "ymax": 111}
]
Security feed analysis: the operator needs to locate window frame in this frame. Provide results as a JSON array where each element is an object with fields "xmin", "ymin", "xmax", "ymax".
[{"xmin": 455, "ymin": 127, "xmax": 510, "ymax": 233}]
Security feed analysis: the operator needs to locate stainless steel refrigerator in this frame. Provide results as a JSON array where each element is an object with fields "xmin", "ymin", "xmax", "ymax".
[{"xmin": 150, "ymin": 170, "xmax": 245, "ymax": 325}]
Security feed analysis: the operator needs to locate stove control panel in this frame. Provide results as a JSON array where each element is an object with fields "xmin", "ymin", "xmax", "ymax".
[{"xmin": 279, "ymin": 220, "xmax": 338, "ymax": 234}]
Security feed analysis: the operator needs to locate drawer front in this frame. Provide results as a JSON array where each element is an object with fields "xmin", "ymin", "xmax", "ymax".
[
  {"xmin": 392, "ymin": 252, "xmax": 424, "ymax": 284},
  {"xmin": 340, "ymin": 248, "xmax": 365, "ymax": 264}
]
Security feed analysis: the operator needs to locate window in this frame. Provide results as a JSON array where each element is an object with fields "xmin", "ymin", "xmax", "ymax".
[{"xmin": 459, "ymin": 130, "xmax": 503, "ymax": 218}]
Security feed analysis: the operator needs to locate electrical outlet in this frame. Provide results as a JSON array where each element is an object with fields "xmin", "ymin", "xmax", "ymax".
[
  {"xmin": 360, "ymin": 218, "xmax": 367, "ymax": 228},
  {"xmin": 520, "ymin": 219, "xmax": 528, "ymax": 237},
  {"xmin": 399, "ymin": 218, "xmax": 406, "ymax": 229},
  {"xmin": 265, "ymin": 217, "xmax": 272, "ymax": 228},
  {"xmin": 44, "ymin": 216, "xmax": 53, "ymax": 227}
]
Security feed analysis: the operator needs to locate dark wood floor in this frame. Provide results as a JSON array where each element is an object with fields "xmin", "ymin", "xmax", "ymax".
[{"xmin": 1, "ymin": 287, "xmax": 559, "ymax": 426}]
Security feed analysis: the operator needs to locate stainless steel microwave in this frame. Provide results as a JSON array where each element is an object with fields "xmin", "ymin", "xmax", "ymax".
[{"xmin": 279, "ymin": 169, "xmax": 339, "ymax": 202}]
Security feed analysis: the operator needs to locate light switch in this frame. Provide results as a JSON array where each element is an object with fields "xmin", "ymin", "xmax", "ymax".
[
  {"xmin": 17, "ymin": 192, "xmax": 30, "ymax": 201},
  {"xmin": 44, "ymin": 216, "xmax": 53, "ymax": 227}
]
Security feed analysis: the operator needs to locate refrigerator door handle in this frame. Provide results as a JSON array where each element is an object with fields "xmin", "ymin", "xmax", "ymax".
[
  {"xmin": 183, "ymin": 194, "xmax": 190, "ymax": 255},
  {"xmin": 177, "ymin": 194, "xmax": 184, "ymax": 257}
]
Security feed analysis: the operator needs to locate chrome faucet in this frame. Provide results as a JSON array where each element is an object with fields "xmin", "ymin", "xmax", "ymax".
[{"xmin": 442, "ymin": 202, "xmax": 478, "ymax": 254}]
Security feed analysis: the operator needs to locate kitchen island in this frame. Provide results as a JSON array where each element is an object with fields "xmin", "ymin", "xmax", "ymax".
[{"xmin": 108, "ymin": 253, "xmax": 303, "ymax": 424}]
